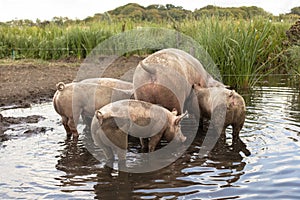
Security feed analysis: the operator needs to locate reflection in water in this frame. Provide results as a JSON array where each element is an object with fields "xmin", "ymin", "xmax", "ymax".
[
  {"xmin": 130, "ymin": 133, "xmax": 250, "ymax": 199},
  {"xmin": 54, "ymin": 121, "xmax": 250, "ymax": 199},
  {"xmin": 287, "ymin": 88, "xmax": 300, "ymax": 125},
  {"xmin": 55, "ymin": 138, "xmax": 100, "ymax": 174}
]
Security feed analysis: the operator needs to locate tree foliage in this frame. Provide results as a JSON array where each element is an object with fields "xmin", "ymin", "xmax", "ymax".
[
  {"xmin": 103, "ymin": 3, "xmax": 298, "ymax": 22},
  {"xmin": 194, "ymin": 5, "xmax": 271, "ymax": 19},
  {"xmin": 290, "ymin": 7, "xmax": 300, "ymax": 15},
  {"xmin": 2, "ymin": 3, "xmax": 300, "ymax": 25}
]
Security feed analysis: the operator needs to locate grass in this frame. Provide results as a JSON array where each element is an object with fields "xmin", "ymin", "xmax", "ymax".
[{"xmin": 0, "ymin": 17, "xmax": 296, "ymax": 88}]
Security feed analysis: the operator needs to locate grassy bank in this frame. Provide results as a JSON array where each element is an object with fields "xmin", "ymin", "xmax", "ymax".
[{"xmin": 0, "ymin": 17, "xmax": 297, "ymax": 88}]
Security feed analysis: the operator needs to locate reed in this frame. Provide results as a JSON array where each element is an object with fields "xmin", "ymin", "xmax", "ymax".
[{"xmin": 284, "ymin": 45, "xmax": 300, "ymax": 75}]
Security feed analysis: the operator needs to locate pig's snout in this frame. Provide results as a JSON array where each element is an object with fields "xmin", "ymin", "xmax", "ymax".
[
  {"xmin": 177, "ymin": 133, "xmax": 186, "ymax": 143},
  {"xmin": 181, "ymin": 135, "xmax": 187, "ymax": 142}
]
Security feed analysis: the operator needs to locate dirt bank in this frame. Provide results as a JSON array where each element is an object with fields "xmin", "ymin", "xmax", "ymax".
[{"xmin": 0, "ymin": 56, "xmax": 143, "ymax": 107}]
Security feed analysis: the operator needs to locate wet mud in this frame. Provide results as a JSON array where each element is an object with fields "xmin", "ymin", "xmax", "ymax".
[{"xmin": 0, "ymin": 113, "xmax": 47, "ymax": 141}]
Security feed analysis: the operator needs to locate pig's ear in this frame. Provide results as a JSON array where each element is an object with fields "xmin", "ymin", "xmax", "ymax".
[
  {"xmin": 192, "ymin": 83, "xmax": 202, "ymax": 90},
  {"xmin": 171, "ymin": 108, "xmax": 178, "ymax": 116},
  {"xmin": 229, "ymin": 90, "xmax": 235, "ymax": 97},
  {"xmin": 193, "ymin": 85, "xmax": 206, "ymax": 95},
  {"xmin": 174, "ymin": 110, "xmax": 188, "ymax": 125},
  {"xmin": 95, "ymin": 110, "xmax": 103, "ymax": 125},
  {"xmin": 227, "ymin": 90, "xmax": 236, "ymax": 107}
]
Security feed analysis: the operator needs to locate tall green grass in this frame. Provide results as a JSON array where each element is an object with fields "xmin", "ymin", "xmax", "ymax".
[
  {"xmin": 180, "ymin": 18, "xmax": 290, "ymax": 88},
  {"xmin": 0, "ymin": 21, "xmax": 119, "ymax": 60},
  {"xmin": 0, "ymin": 18, "xmax": 295, "ymax": 88}
]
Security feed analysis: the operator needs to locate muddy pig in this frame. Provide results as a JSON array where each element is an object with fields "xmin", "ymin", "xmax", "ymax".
[
  {"xmin": 193, "ymin": 85, "xmax": 246, "ymax": 144},
  {"xmin": 53, "ymin": 82, "xmax": 133, "ymax": 138},
  {"xmin": 91, "ymin": 99, "xmax": 187, "ymax": 165}
]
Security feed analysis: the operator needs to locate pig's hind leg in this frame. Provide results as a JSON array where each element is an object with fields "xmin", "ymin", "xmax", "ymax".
[
  {"xmin": 67, "ymin": 118, "xmax": 79, "ymax": 138},
  {"xmin": 68, "ymin": 107, "xmax": 82, "ymax": 138},
  {"xmin": 61, "ymin": 116, "xmax": 72, "ymax": 137}
]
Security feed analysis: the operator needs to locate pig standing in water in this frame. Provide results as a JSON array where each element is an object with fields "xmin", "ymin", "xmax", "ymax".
[
  {"xmin": 133, "ymin": 48, "xmax": 224, "ymax": 115},
  {"xmin": 53, "ymin": 81, "xmax": 133, "ymax": 138},
  {"xmin": 91, "ymin": 99, "xmax": 187, "ymax": 166},
  {"xmin": 193, "ymin": 84, "xmax": 246, "ymax": 145}
]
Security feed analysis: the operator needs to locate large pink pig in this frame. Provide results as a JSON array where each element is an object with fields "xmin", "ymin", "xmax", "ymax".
[{"xmin": 133, "ymin": 48, "xmax": 224, "ymax": 115}]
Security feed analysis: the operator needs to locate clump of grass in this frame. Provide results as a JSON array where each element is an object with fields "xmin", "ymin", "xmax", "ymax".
[
  {"xmin": 283, "ymin": 45, "xmax": 300, "ymax": 82},
  {"xmin": 223, "ymin": 20, "xmax": 278, "ymax": 88}
]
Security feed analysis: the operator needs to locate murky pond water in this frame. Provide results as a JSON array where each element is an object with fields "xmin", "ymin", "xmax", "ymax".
[{"xmin": 1, "ymin": 85, "xmax": 300, "ymax": 199}]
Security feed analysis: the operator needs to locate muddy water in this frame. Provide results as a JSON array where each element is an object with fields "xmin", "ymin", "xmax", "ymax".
[{"xmin": 1, "ymin": 86, "xmax": 300, "ymax": 199}]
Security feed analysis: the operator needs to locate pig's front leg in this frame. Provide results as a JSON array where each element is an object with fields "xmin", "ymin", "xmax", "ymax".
[{"xmin": 148, "ymin": 133, "xmax": 163, "ymax": 152}]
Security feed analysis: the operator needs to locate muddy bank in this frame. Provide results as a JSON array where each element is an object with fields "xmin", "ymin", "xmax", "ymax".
[
  {"xmin": 0, "ymin": 56, "xmax": 143, "ymax": 140},
  {"xmin": 0, "ymin": 56, "xmax": 143, "ymax": 107},
  {"xmin": 0, "ymin": 62, "xmax": 79, "ymax": 107}
]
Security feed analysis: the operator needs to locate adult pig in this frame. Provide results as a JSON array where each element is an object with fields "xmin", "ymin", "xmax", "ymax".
[
  {"xmin": 193, "ymin": 85, "xmax": 246, "ymax": 144},
  {"xmin": 91, "ymin": 99, "xmax": 187, "ymax": 165},
  {"xmin": 53, "ymin": 82, "xmax": 133, "ymax": 138},
  {"xmin": 133, "ymin": 48, "xmax": 224, "ymax": 115},
  {"xmin": 80, "ymin": 77, "xmax": 133, "ymax": 90}
]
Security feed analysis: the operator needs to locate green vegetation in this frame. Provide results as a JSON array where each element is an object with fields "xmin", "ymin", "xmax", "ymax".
[
  {"xmin": 180, "ymin": 18, "xmax": 291, "ymax": 87},
  {"xmin": 0, "ymin": 3, "xmax": 299, "ymax": 88}
]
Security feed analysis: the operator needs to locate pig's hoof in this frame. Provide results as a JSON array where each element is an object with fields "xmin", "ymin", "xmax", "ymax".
[
  {"xmin": 105, "ymin": 160, "xmax": 114, "ymax": 169},
  {"xmin": 66, "ymin": 133, "xmax": 72, "ymax": 139},
  {"xmin": 118, "ymin": 160, "xmax": 127, "ymax": 171}
]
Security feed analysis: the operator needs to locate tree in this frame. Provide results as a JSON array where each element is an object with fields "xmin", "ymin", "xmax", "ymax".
[
  {"xmin": 167, "ymin": 8, "xmax": 191, "ymax": 21},
  {"xmin": 146, "ymin": 4, "xmax": 160, "ymax": 10},
  {"xmin": 240, "ymin": 6, "xmax": 270, "ymax": 18},
  {"xmin": 290, "ymin": 7, "xmax": 300, "ymax": 15},
  {"xmin": 144, "ymin": 9, "xmax": 161, "ymax": 21},
  {"xmin": 166, "ymin": 4, "xmax": 176, "ymax": 10}
]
